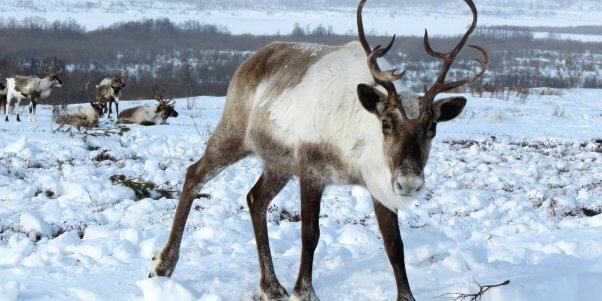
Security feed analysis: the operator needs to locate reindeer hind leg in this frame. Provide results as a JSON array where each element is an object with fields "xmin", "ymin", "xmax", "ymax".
[
  {"xmin": 15, "ymin": 97, "xmax": 22, "ymax": 122},
  {"xmin": 150, "ymin": 123, "xmax": 249, "ymax": 277}
]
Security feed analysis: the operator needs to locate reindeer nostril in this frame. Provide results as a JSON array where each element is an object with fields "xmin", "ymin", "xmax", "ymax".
[{"xmin": 396, "ymin": 181, "xmax": 404, "ymax": 192}]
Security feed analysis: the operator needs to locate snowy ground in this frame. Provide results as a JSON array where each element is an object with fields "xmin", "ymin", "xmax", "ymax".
[{"xmin": 0, "ymin": 90, "xmax": 601, "ymax": 300}]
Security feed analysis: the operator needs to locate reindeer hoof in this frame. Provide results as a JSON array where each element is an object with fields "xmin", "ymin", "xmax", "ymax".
[
  {"xmin": 149, "ymin": 248, "xmax": 178, "ymax": 278},
  {"xmin": 257, "ymin": 281, "xmax": 289, "ymax": 301},
  {"xmin": 291, "ymin": 286, "xmax": 320, "ymax": 301}
]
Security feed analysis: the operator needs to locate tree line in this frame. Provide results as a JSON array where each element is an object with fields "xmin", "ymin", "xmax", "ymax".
[{"xmin": 0, "ymin": 17, "xmax": 600, "ymax": 105}]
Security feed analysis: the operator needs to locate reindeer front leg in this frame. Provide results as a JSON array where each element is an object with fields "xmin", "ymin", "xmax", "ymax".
[
  {"xmin": 4, "ymin": 95, "xmax": 9, "ymax": 122},
  {"xmin": 373, "ymin": 201, "xmax": 415, "ymax": 301},
  {"xmin": 114, "ymin": 97, "xmax": 119, "ymax": 117},
  {"xmin": 291, "ymin": 176, "xmax": 324, "ymax": 301},
  {"xmin": 107, "ymin": 99, "xmax": 113, "ymax": 119},
  {"xmin": 28, "ymin": 98, "xmax": 37, "ymax": 122}
]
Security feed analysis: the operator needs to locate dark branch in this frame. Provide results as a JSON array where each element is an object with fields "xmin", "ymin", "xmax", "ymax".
[{"xmin": 437, "ymin": 278, "xmax": 510, "ymax": 301}]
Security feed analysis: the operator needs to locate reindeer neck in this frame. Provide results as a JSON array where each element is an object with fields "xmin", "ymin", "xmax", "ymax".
[{"xmin": 38, "ymin": 77, "xmax": 55, "ymax": 91}]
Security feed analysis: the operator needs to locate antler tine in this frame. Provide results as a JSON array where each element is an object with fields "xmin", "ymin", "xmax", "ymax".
[
  {"xmin": 439, "ymin": 45, "xmax": 488, "ymax": 91},
  {"xmin": 366, "ymin": 38, "xmax": 406, "ymax": 82},
  {"xmin": 111, "ymin": 69, "xmax": 122, "ymax": 79},
  {"xmin": 358, "ymin": 0, "xmax": 405, "ymax": 84},
  {"xmin": 422, "ymin": 0, "xmax": 488, "ymax": 111},
  {"xmin": 357, "ymin": 0, "xmax": 408, "ymax": 119},
  {"xmin": 38, "ymin": 59, "xmax": 44, "ymax": 74},
  {"xmin": 152, "ymin": 84, "xmax": 170, "ymax": 104},
  {"xmin": 85, "ymin": 80, "xmax": 98, "ymax": 104}
]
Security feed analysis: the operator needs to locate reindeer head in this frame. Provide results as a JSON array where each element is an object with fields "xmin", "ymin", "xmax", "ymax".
[
  {"xmin": 44, "ymin": 67, "xmax": 64, "ymax": 88},
  {"xmin": 152, "ymin": 85, "xmax": 179, "ymax": 120},
  {"xmin": 110, "ymin": 73, "xmax": 126, "ymax": 93},
  {"xmin": 356, "ymin": 0, "xmax": 487, "ymax": 199},
  {"xmin": 86, "ymin": 81, "xmax": 105, "ymax": 117},
  {"xmin": 90, "ymin": 100, "xmax": 105, "ymax": 118}
]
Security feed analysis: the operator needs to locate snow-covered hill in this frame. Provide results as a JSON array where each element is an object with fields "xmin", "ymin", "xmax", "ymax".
[
  {"xmin": 0, "ymin": 90, "xmax": 600, "ymax": 300},
  {"xmin": 1, "ymin": 0, "xmax": 601, "ymax": 35}
]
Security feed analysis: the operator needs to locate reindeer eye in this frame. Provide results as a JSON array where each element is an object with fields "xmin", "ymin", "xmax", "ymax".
[
  {"xmin": 427, "ymin": 123, "xmax": 437, "ymax": 138},
  {"xmin": 382, "ymin": 119, "xmax": 392, "ymax": 130}
]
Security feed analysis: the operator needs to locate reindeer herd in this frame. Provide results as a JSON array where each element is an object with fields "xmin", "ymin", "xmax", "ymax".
[{"xmin": 0, "ymin": 69, "xmax": 179, "ymax": 126}]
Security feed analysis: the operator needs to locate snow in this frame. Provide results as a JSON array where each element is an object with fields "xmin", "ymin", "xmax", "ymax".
[
  {"xmin": 0, "ymin": 90, "xmax": 601, "ymax": 300},
  {"xmin": 532, "ymin": 32, "xmax": 602, "ymax": 43},
  {"xmin": 2, "ymin": 1, "xmax": 602, "ymax": 36}
]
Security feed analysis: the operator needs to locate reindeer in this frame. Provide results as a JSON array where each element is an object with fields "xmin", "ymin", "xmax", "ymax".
[
  {"xmin": 149, "ymin": 1, "xmax": 487, "ymax": 300},
  {"xmin": 0, "ymin": 80, "xmax": 7, "ymax": 117},
  {"xmin": 117, "ymin": 85, "xmax": 178, "ymax": 126},
  {"xmin": 72, "ymin": 82, "xmax": 105, "ymax": 123},
  {"xmin": 4, "ymin": 68, "xmax": 63, "ymax": 122},
  {"xmin": 96, "ymin": 74, "xmax": 126, "ymax": 119},
  {"xmin": 51, "ymin": 82, "xmax": 104, "ymax": 128}
]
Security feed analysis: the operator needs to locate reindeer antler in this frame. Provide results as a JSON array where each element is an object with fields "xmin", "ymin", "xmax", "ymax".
[
  {"xmin": 111, "ymin": 69, "xmax": 123, "ymax": 79},
  {"xmin": 357, "ymin": 0, "xmax": 408, "ymax": 120},
  {"xmin": 85, "ymin": 80, "xmax": 99, "ymax": 104},
  {"xmin": 152, "ymin": 84, "xmax": 174, "ymax": 106},
  {"xmin": 44, "ymin": 62, "xmax": 63, "ymax": 77},
  {"xmin": 421, "ymin": 0, "xmax": 488, "ymax": 115}
]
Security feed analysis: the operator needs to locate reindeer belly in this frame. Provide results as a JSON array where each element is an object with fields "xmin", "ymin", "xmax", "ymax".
[
  {"xmin": 245, "ymin": 117, "xmax": 362, "ymax": 185},
  {"xmin": 12, "ymin": 88, "xmax": 28, "ymax": 100}
]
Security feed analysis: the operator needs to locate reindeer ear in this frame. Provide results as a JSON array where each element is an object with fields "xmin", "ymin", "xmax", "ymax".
[
  {"xmin": 357, "ymin": 84, "xmax": 387, "ymax": 116},
  {"xmin": 433, "ymin": 97, "xmax": 466, "ymax": 122}
]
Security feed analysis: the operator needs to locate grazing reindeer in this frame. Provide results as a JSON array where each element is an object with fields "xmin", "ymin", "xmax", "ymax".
[
  {"xmin": 118, "ymin": 85, "xmax": 178, "ymax": 126},
  {"xmin": 4, "ymin": 68, "xmax": 63, "ymax": 122},
  {"xmin": 149, "ymin": 0, "xmax": 487, "ymax": 300},
  {"xmin": 96, "ymin": 74, "xmax": 126, "ymax": 119}
]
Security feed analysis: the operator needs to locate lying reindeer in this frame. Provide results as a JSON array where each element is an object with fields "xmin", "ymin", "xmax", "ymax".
[
  {"xmin": 118, "ymin": 85, "xmax": 178, "ymax": 126},
  {"xmin": 53, "ymin": 82, "xmax": 105, "ymax": 128},
  {"xmin": 97, "ymin": 74, "xmax": 126, "ymax": 119},
  {"xmin": 4, "ymin": 67, "xmax": 63, "ymax": 122}
]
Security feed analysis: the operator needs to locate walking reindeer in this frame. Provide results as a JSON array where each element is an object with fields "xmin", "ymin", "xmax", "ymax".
[
  {"xmin": 150, "ymin": 0, "xmax": 487, "ymax": 300},
  {"xmin": 4, "ymin": 68, "xmax": 63, "ymax": 122},
  {"xmin": 96, "ymin": 74, "xmax": 126, "ymax": 118}
]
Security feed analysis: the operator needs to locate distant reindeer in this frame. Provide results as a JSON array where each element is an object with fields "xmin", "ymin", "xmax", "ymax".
[
  {"xmin": 4, "ymin": 67, "xmax": 63, "ymax": 122},
  {"xmin": 118, "ymin": 85, "xmax": 178, "ymax": 126},
  {"xmin": 52, "ymin": 82, "xmax": 105, "ymax": 128},
  {"xmin": 97, "ymin": 74, "xmax": 126, "ymax": 118},
  {"xmin": 74, "ymin": 82, "xmax": 105, "ymax": 123},
  {"xmin": 0, "ymin": 79, "xmax": 7, "ymax": 117},
  {"xmin": 149, "ymin": 0, "xmax": 487, "ymax": 300}
]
